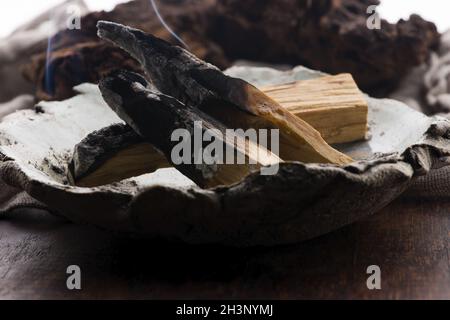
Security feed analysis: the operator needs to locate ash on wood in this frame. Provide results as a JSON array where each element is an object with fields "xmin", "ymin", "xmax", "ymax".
[
  {"xmin": 67, "ymin": 123, "xmax": 169, "ymax": 187},
  {"xmin": 69, "ymin": 74, "xmax": 367, "ymax": 187},
  {"xmin": 3, "ymin": 65, "xmax": 450, "ymax": 246},
  {"xmin": 97, "ymin": 21, "xmax": 352, "ymax": 165},
  {"xmin": 96, "ymin": 70, "xmax": 281, "ymax": 188}
]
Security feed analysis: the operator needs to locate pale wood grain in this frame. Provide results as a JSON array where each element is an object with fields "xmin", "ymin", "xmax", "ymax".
[
  {"xmin": 261, "ymin": 73, "xmax": 368, "ymax": 144},
  {"xmin": 71, "ymin": 74, "xmax": 368, "ymax": 187}
]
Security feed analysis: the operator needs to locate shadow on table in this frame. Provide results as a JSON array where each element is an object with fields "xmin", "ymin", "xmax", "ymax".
[{"xmin": 0, "ymin": 197, "xmax": 448, "ymax": 299}]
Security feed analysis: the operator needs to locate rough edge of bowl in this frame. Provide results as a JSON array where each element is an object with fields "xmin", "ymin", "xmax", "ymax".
[{"xmin": 1, "ymin": 67, "xmax": 450, "ymax": 246}]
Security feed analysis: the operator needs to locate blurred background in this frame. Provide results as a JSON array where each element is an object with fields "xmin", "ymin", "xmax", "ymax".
[
  {"xmin": 0, "ymin": 0, "xmax": 449, "ymax": 301},
  {"xmin": 0, "ymin": 0, "xmax": 448, "ymax": 117},
  {"xmin": 0, "ymin": 0, "xmax": 124, "ymax": 37},
  {"xmin": 1, "ymin": 0, "xmax": 450, "ymax": 37}
]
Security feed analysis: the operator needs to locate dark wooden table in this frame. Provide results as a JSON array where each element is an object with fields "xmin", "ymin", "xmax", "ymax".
[{"xmin": 0, "ymin": 196, "xmax": 448, "ymax": 299}]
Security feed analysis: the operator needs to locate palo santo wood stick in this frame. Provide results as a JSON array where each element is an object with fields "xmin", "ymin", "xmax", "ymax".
[
  {"xmin": 97, "ymin": 21, "xmax": 352, "ymax": 165},
  {"xmin": 261, "ymin": 74, "xmax": 368, "ymax": 144},
  {"xmin": 67, "ymin": 124, "xmax": 170, "ymax": 187},
  {"xmin": 92, "ymin": 70, "xmax": 281, "ymax": 188},
  {"xmin": 69, "ymin": 74, "xmax": 366, "ymax": 187}
]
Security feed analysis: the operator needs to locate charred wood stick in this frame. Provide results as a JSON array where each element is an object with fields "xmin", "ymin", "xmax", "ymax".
[
  {"xmin": 69, "ymin": 74, "xmax": 366, "ymax": 187},
  {"xmin": 67, "ymin": 123, "xmax": 169, "ymax": 187},
  {"xmin": 81, "ymin": 70, "xmax": 281, "ymax": 188},
  {"xmin": 97, "ymin": 21, "xmax": 352, "ymax": 165}
]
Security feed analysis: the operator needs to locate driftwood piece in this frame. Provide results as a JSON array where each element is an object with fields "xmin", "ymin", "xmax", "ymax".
[
  {"xmin": 0, "ymin": 0, "xmax": 89, "ymax": 102},
  {"xmin": 69, "ymin": 73, "xmax": 367, "ymax": 187},
  {"xmin": 97, "ymin": 21, "xmax": 352, "ymax": 165},
  {"xmin": 211, "ymin": 0, "xmax": 440, "ymax": 96},
  {"xmin": 98, "ymin": 70, "xmax": 281, "ymax": 188},
  {"xmin": 2, "ymin": 66, "xmax": 449, "ymax": 246},
  {"xmin": 21, "ymin": 0, "xmax": 226, "ymax": 101},
  {"xmin": 23, "ymin": 42, "xmax": 143, "ymax": 101},
  {"xmin": 21, "ymin": 0, "xmax": 439, "ymax": 101}
]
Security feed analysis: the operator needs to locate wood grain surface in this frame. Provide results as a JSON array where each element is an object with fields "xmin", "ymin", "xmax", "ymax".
[
  {"xmin": 0, "ymin": 197, "xmax": 448, "ymax": 299},
  {"xmin": 262, "ymin": 73, "xmax": 368, "ymax": 144}
]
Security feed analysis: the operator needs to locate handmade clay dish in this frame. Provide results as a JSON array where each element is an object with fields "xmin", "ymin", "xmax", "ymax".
[{"xmin": 1, "ymin": 66, "xmax": 449, "ymax": 246}]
